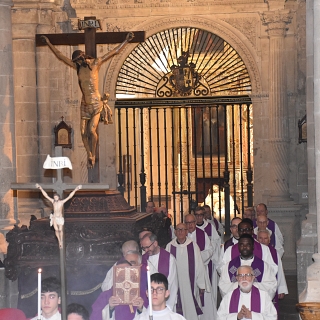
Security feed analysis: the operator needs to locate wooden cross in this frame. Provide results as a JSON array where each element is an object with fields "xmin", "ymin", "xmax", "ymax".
[
  {"xmin": 36, "ymin": 17, "xmax": 145, "ymax": 182},
  {"xmin": 35, "ymin": 16, "xmax": 144, "ymax": 58}
]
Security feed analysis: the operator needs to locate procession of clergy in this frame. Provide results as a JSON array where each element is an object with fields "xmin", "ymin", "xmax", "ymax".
[{"xmin": 89, "ymin": 202, "xmax": 285, "ymax": 320}]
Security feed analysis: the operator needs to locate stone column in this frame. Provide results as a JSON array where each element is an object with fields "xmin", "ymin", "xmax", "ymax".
[
  {"xmin": 299, "ymin": 0, "xmax": 320, "ymax": 302},
  {"xmin": 261, "ymin": 10, "xmax": 293, "ymax": 202},
  {"xmin": 0, "ymin": 0, "xmax": 17, "ymax": 256},
  {"xmin": 12, "ymin": 12, "xmax": 42, "ymax": 226},
  {"xmin": 0, "ymin": 0, "xmax": 18, "ymax": 308}
]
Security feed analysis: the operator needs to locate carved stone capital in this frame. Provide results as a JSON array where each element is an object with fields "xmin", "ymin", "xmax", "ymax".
[{"xmin": 261, "ymin": 10, "xmax": 293, "ymax": 36}]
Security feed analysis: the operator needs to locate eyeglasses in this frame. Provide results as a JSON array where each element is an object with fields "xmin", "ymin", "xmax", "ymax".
[
  {"xmin": 230, "ymin": 224, "xmax": 238, "ymax": 228},
  {"xmin": 194, "ymin": 213, "xmax": 204, "ymax": 217},
  {"xmin": 151, "ymin": 287, "xmax": 165, "ymax": 294},
  {"xmin": 141, "ymin": 241, "xmax": 155, "ymax": 251},
  {"xmin": 185, "ymin": 221, "xmax": 196, "ymax": 224},
  {"xmin": 176, "ymin": 228, "xmax": 187, "ymax": 231},
  {"xmin": 236, "ymin": 273, "xmax": 254, "ymax": 279},
  {"xmin": 239, "ymin": 228, "xmax": 253, "ymax": 232}
]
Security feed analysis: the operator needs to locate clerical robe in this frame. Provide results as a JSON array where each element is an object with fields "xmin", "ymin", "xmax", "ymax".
[
  {"xmin": 217, "ymin": 286, "xmax": 277, "ymax": 320},
  {"xmin": 90, "ymin": 264, "xmax": 148, "ymax": 320},
  {"xmin": 218, "ymin": 255, "xmax": 277, "ymax": 299},
  {"xmin": 253, "ymin": 218, "xmax": 284, "ymax": 249},
  {"xmin": 207, "ymin": 218, "xmax": 224, "ymax": 243},
  {"xmin": 219, "ymin": 240, "xmax": 278, "ymax": 276},
  {"xmin": 223, "ymin": 237, "xmax": 238, "ymax": 252},
  {"xmin": 196, "ymin": 221, "xmax": 220, "ymax": 307},
  {"xmin": 254, "ymin": 227, "xmax": 284, "ymax": 258},
  {"xmin": 188, "ymin": 227, "xmax": 217, "ymax": 320},
  {"xmin": 141, "ymin": 248, "xmax": 178, "ymax": 310},
  {"xmin": 166, "ymin": 238, "xmax": 207, "ymax": 320},
  {"xmin": 133, "ymin": 307, "xmax": 187, "ymax": 320}
]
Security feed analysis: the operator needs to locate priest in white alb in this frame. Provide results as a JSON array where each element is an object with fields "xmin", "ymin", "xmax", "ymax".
[
  {"xmin": 140, "ymin": 232, "xmax": 178, "ymax": 311},
  {"xmin": 185, "ymin": 213, "xmax": 217, "ymax": 320},
  {"xmin": 218, "ymin": 234, "xmax": 277, "ymax": 299},
  {"xmin": 166, "ymin": 223, "xmax": 207, "ymax": 320},
  {"xmin": 217, "ymin": 265, "xmax": 277, "ymax": 320}
]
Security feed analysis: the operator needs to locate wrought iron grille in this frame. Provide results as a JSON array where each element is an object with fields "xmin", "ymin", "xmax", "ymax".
[
  {"xmin": 116, "ymin": 27, "xmax": 251, "ymax": 97},
  {"xmin": 115, "ymin": 97, "xmax": 253, "ymax": 233}
]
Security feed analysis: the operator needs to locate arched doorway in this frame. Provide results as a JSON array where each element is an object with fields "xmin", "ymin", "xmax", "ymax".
[{"xmin": 114, "ymin": 27, "xmax": 253, "ymax": 229}]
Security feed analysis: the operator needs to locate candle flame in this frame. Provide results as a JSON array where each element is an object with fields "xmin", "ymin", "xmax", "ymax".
[
  {"xmin": 38, "ymin": 268, "xmax": 42, "ymax": 273},
  {"xmin": 146, "ymin": 265, "xmax": 149, "ymax": 271}
]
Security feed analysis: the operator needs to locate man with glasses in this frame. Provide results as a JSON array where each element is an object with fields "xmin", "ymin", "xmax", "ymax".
[
  {"xmin": 140, "ymin": 233, "xmax": 178, "ymax": 311},
  {"xmin": 133, "ymin": 273, "xmax": 186, "ymax": 320},
  {"xmin": 166, "ymin": 223, "xmax": 207, "ymax": 320},
  {"xmin": 255, "ymin": 203, "xmax": 284, "ymax": 250},
  {"xmin": 223, "ymin": 217, "xmax": 242, "ymax": 252},
  {"xmin": 219, "ymin": 219, "xmax": 277, "ymax": 276},
  {"xmin": 254, "ymin": 214, "xmax": 284, "ymax": 258},
  {"xmin": 219, "ymin": 234, "xmax": 277, "ymax": 299},
  {"xmin": 217, "ymin": 266, "xmax": 277, "ymax": 320}
]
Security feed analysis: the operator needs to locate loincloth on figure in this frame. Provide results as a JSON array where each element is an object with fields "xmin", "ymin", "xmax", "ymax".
[
  {"xmin": 50, "ymin": 213, "xmax": 65, "ymax": 227},
  {"xmin": 100, "ymin": 93, "xmax": 113, "ymax": 124},
  {"xmin": 80, "ymin": 98, "xmax": 103, "ymax": 120}
]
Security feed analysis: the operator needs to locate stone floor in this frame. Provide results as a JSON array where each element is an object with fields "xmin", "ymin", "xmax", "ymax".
[{"xmin": 279, "ymin": 274, "xmax": 300, "ymax": 320}]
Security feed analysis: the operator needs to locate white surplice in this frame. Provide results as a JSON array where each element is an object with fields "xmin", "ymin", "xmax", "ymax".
[{"xmin": 166, "ymin": 238, "xmax": 207, "ymax": 320}]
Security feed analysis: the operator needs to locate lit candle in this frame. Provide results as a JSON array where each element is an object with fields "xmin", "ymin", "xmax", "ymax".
[
  {"xmin": 146, "ymin": 266, "xmax": 153, "ymax": 318},
  {"xmin": 38, "ymin": 268, "xmax": 42, "ymax": 320}
]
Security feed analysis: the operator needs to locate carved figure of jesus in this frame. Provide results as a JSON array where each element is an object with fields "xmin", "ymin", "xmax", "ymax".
[
  {"xmin": 41, "ymin": 32, "xmax": 134, "ymax": 168},
  {"xmin": 36, "ymin": 184, "xmax": 82, "ymax": 248}
]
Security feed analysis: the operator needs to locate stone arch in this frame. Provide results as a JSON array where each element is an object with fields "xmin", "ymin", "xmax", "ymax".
[{"xmin": 105, "ymin": 16, "xmax": 263, "ymax": 97}]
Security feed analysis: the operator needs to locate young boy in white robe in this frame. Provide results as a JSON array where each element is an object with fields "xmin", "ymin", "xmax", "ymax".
[{"xmin": 133, "ymin": 273, "xmax": 186, "ymax": 320}]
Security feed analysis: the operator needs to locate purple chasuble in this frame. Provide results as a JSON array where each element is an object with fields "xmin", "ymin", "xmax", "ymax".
[
  {"xmin": 90, "ymin": 265, "xmax": 149, "ymax": 320},
  {"xmin": 141, "ymin": 248, "xmax": 170, "ymax": 278},
  {"xmin": 227, "ymin": 255, "xmax": 264, "ymax": 283},
  {"xmin": 170, "ymin": 241, "xmax": 203, "ymax": 316},
  {"xmin": 229, "ymin": 286, "xmax": 261, "ymax": 313}
]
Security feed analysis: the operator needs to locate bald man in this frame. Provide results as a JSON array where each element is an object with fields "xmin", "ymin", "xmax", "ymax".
[
  {"xmin": 254, "ymin": 213, "xmax": 284, "ymax": 258},
  {"xmin": 166, "ymin": 223, "xmax": 207, "ymax": 320},
  {"xmin": 101, "ymin": 240, "xmax": 140, "ymax": 291}
]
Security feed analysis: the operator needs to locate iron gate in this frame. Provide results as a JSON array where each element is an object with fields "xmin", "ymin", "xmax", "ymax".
[{"xmin": 115, "ymin": 96, "xmax": 253, "ymax": 231}]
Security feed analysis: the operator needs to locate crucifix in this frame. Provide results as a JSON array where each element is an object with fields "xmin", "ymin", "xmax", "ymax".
[
  {"xmin": 11, "ymin": 146, "xmax": 110, "ymax": 320},
  {"xmin": 36, "ymin": 17, "xmax": 145, "ymax": 182}
]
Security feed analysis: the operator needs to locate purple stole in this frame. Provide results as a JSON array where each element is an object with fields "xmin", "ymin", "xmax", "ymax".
[
  {"xmin": 227, "ymin": 255, "xmax": 264, "ymax": 283},
  {"xmin": 202, "ymin": 224, "xmax": 214, "ymax": 285},
  {"xmin": 213, "ymin": 218, "xmax": 219, "ymax": 232},
  {"xmin": 224, "ymin": 238, "xmax": 235, "ymax": 252},
  {"xmin": 253, "ymin": 219, "xmax": 276, "ymax": 247},
  {"xmin": 231, "ymin": 240, "xmax": 263, "ymax": 260},
  {"xmin": 268, "ymin": 219, "xmax": 276, "ymax": 247},
  {"xmin": 141, "ymin": 248, "xmax": 170, "ymax": 278},
  {"xmin": 268, "ymin": 244, "xmax": 279, "ymax": 314},
  {"xmin": 170, "ymin": 242, "xmax": 203, "ymax": 316},
  {"xmin": 229, "ymin": 286, "xmax": 261, "ymax": 313}
]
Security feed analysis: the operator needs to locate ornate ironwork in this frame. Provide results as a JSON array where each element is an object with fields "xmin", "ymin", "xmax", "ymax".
[{"xmin": 116, "ymin": 27, "xmax": 251, "ymax": 98}]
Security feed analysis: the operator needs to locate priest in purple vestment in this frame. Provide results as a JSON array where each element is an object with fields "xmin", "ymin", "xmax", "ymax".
[
  {"xmin": 90, "ymin": 252, "xmax": 148, "ymax": 320},
  {"xmin": 217, "ymin": 265, "xmax": 277, "ymax": 320}
]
